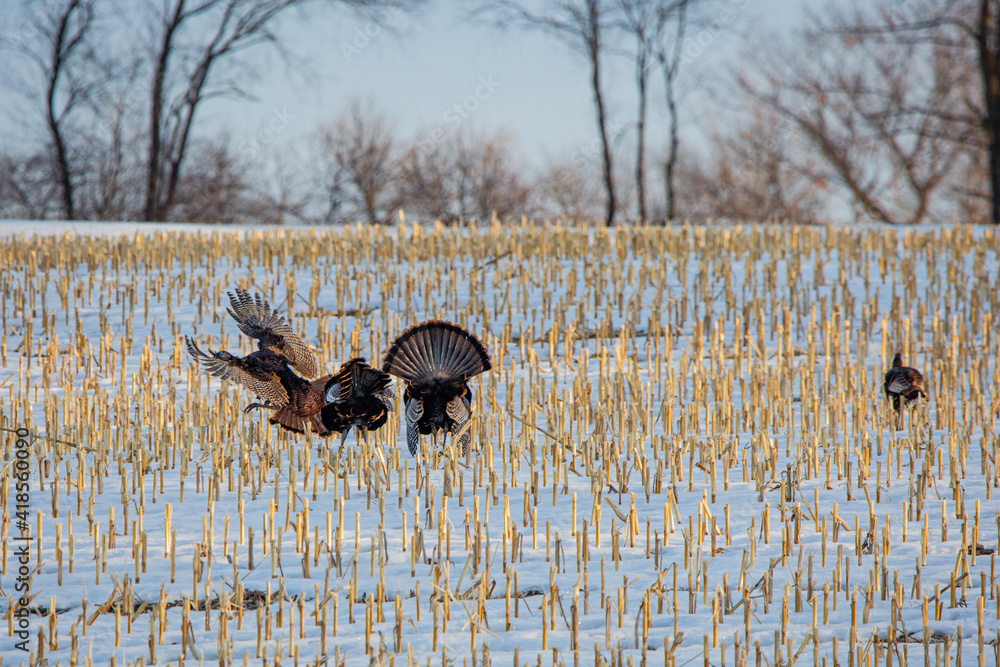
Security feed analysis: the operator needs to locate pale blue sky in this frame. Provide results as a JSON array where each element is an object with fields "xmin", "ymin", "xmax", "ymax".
[
  {"xmin": 206, "ymin": 0, "xmax": 808, "ymax": 166},
  {"xmin": 1, "ymin": 0, "xmax": 808, "ymax": 167}
]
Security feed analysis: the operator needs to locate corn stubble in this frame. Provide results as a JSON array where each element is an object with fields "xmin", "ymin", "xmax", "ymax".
[{"xmin": 0, "ymin": 223, "xmax": 998, "ymax": 666}]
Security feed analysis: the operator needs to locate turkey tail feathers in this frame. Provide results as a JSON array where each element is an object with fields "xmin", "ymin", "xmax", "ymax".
[
  {"xmin": 350, "ymin": 358, "xmax": 393, "ymax": 396},
  {"xmin": 329, "ymin": 358, "xmax": 392, "ymax": 401},
  {"xmin": 270, "ymin": 406, "xmax": 330, "ymax": 437},
  {"xmin": 382, "ymin": 321, "xmax": 491, "ymax": 382}
]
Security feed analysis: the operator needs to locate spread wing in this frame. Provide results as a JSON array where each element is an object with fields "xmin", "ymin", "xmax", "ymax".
[
  {"xmin": 226, "ymin": 288, "xmax": 318, "ymax": 379},
  {"xmin": 186, "ymin": 336, "xmax": 289, "ymax": 406}
]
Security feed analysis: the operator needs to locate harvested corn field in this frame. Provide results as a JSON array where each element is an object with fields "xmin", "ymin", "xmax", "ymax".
[{"xmin": 1, "ymin": 222, "xmax": 999, "ymax": 666}]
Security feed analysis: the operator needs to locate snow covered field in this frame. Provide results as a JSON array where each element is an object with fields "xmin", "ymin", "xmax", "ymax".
[{"xmin": 1, "ymin": 221, "xmax": 999, "ymax": 666}]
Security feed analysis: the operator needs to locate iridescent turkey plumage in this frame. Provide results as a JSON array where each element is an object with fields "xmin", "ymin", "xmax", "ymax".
[
  {"xmin": 320, "ymin": 357, "xmax": 395, "ymax": 445},
  {"xmin": 382, "ymin": 320, "xmax": 491, "ymax": 455},
  {"xmin": 186, "ymin": 289, "xmax": 392, "ymax": 441}
]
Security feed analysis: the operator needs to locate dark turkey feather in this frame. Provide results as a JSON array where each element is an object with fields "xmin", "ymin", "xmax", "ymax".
[
  {"xmin": 269, "ymin": 374, "xmax": 336, "ymax": 436},
  {"xmin": 328, "ymin": 357, "xmax": 393, "ymax": 402},
  {"xmin": 883, "ymin": 352, "xmax": 926, "ymax": 429},
  {"xmin": 382, "ymin": 321, "xmax": 490, "ymax": 455},
  {"xmin": 185, "ymin": 336, "xmax": 290, "ymax": 407},
  {"xmin": 187, "ymin": 289, "xmax": 394, "ymax": 442},
  {"xmin": 320, "ymin": 357, "xmax": 394, "ymax": 444}
]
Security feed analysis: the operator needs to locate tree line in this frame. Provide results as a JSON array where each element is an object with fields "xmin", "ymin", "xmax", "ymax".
[{"xmin": 1, "ymin": 0, "xmax": 997, "ymax": 225}]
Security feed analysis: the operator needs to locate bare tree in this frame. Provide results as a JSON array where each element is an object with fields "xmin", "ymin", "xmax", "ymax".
[
  {"xmin": 6, "ymin": 0, "xmax": 97, "ymax": 219},
  {"xmin": 475, "ymin": 0, "xmax": 617, "ymax": 225},
  {"xmin": 840, "ymin": 0, "xmax": 1000, "ymax": 224},
  {"xmin": 739, "ymin": 4, "xmax": 970, "ymax": 224},
  {"xmin": 396, "ymin": 127, "xmax": 533, "ymax": 224},
  {"xmin": 6, "ymin": 1, "xmax": 158, "ymax": 222},
  {"xmin": 142, "ymin": 0, "xmax": 294, "ymax": 222},
  {"xmin": 2, "ymin": 0, "xmax": 420, "ymax": 222},
  {"xmin": 614, "ymin": 0, "xmax": 692, "ymax": 222},
  {"xmin": 654, "ymin": 0, "xmax": 689, "ymax": 222},
  {"xmin": 678, "ymin": 107, "xmax": 827, "ymax": 223},
  {"xmin": 614, "ymin": 0, "xmax": 653, "ymax": 222},
  {"xmin": 170, "ymin": 137, "xmax": 273, "ymax": 223},
  {"xmin": 537, "ymin": 155, "xmax": 604, "ymax": 222},
  {"xmin": 397, "ymin": 130, "xmax": 459, "ymax": 222},
  {"xmin": 323, "ymin": 97, "xmax": 397, "ymax": 224},
  {"xmin": 457, "ymin": 129, "xmax": 533, "ymax": 222},
  {"xmin": 250, "ymin": 143, "xmax": 334, "ymax": 225},
  {"xmin": 140, "ymin": 0, "xmax": 418, "ymax": 222},
  {"xmin": 44, "ymin": 0, "xmax": 93, "ymax": 219},
  {"xmin": 978, "ymin": 0, "xmax": 1000, "ymax": 224},
  {"xmin": 75, "ymin": 55, "xmax": 145, "ymax": 220},
  {"xmin": 310, "ymin": 145, "xmax": 349, "ymax": 225},
  {"xmin": 0, "ymin": 152, "xmax": 61, "ymax": 219}
]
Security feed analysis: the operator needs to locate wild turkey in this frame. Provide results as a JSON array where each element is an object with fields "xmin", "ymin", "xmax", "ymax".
[
  {"xmin": 320, "ymin": 357, "xmax": 395, "ymax": 446},
  {"xmin": 883, "ymin": 352, "xmax": 926, "ymax": 429},
  {"xmin": 382, "ymin": 320, "xmax": 491, "ymax": 455},
  {"xmin": 186, "ymin": 289, "xmax": 331, "ymax": 435}
]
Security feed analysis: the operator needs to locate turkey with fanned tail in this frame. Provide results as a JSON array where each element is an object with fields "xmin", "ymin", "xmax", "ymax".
[
  {"xmin": 382, "ymin": 320, "xmax": 491, "ymax": 455},
  {"xmin": 320, "ymin": 357, "xmax": 395, "ymax": 446}
]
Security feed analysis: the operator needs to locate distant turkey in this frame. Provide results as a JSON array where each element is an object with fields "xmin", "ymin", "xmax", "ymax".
[
  {"xmin": 320, "ymin": 357, "xmax": 395, "ymax": 446},
  {"xmin": 382, "ymin": 320, "xmax": 491, "ymax": 455},
  {"xmin": 883, "ymin": 352, "xmax": 926, "ymax": 429},
  {"xmin": 186, "ymin": 288, "xmax": 332, "ymax": 435}
]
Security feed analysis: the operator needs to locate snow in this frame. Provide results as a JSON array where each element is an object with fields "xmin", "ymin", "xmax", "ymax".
[
  {"xmin": 0, "ymin": 220, "xmax": 293, "ymax": 237},
  {"xmin": 1, "ymin": 221, "xmax": 999, "ymax": 666}
]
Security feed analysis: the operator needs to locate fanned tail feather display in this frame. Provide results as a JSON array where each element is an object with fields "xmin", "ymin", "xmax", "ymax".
[
  {"xmin": 270, "ymin": 406, "xmax": 330, "ymax": 437},
  {"xmin": 332, "ymin": 357, "xmax": 393, "ymax": 401},
  {"xmin": 382, "ymin": 320, "xmax": 491, "ymax": 382},
  {"xmin": 383, "ymin": 320, "xmax": 490, "ymax": 456}
]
